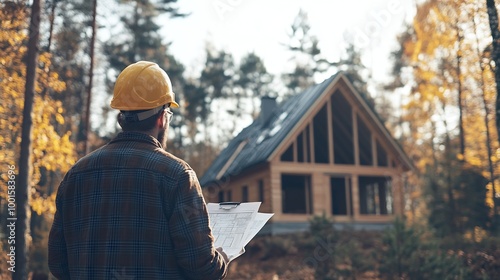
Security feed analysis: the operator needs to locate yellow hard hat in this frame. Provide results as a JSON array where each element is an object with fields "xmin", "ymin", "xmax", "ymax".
[{"xmin": 110, "ymin": 61, "xmax": 180, "ymax": 112}]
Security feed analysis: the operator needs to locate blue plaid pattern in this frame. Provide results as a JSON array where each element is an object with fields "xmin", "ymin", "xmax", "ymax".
[{"xmin": 48, "ymin": 132, "xmax": 227, "ymax": 279}]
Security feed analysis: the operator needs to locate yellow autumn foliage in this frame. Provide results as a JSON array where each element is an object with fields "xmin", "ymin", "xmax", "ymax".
[
  {"xmin": 0, "ymin": 3, "xmax": 76, "ymax": 216},
  {"xmin": 401, "ymin": 0, "xmax": 500, "ymax": 219}
]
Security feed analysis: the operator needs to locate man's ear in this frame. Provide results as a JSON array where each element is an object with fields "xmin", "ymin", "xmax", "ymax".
[{"xmin": 156, "ymin": 111, "xmax": 166, "ymax": 128}]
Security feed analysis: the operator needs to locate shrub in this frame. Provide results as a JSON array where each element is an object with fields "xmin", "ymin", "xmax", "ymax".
[{"xmin": 378, "ymin": 218, "xmax": 472, "ymax": 279}]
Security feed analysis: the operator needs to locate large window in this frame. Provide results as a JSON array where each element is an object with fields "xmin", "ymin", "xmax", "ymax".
[
  {"xmin": 331, "ymin": 176, "xmax": 353, "ymax": 216},
  {"xmin": 242, "ymin": 186, "xmax": 248, "ymax": 202},
  {"xmin": 282, "ymin": 174, "xmax": 313, "ymax": 214},
  {"xmin": 313, "ymin": 104, "xmax": 329, "ymax": 163},
  {"xmin": 376, "ymin": 140, "xmax": 388, "ymax": 167},
  {"xmin": 280, "ymin": 126, "xmax": 313, "ymax": 163},
  {"xmin": 359, "ymin": 176, "xmax": 393, "ymax": 215},
  {"xmin": 296, "ymin": 130, "xmax": 311, "ymax": 163},
  {"xmin": 357, "ymin": 115, "xmax": 372, "ymax": 166},
  {"xmin": 280, "ymin": 91, "xmax": 359, "ymax": 165},
  {"xmin": 281, "ymin": 143, "xmax": 294, "ymax": 162},
  {"xmin": 332, "ymin": 91, "xmax": 354, "ymax": 164},
  {"xmin": 258, "ymin": 179, "xmax": 265, "ymax": 202}
]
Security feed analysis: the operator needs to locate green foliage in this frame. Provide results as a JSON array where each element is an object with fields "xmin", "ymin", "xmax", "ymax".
[
  {"xmin": 340, "ymin": 43, "xmax": 375, "ymax": 110},
  {"xmin": 336, "ymin": 231, "xmax": 377, "ymax": 279},
  {"xmin": 238, "ymin": 227, "xmax": 500, "ymax": 279},
  {"xmin": 49, "ymin": 0, "xmax": 92, "ymax": 152},
  {"xmin": 307, "ymin": 215, "xmax": 376, "ymax": 279},
  {"xmin": 379, "ymin": 218, "xmax": 422, "ymax": 279},
  {"xmin": 426, "ymin": 162, "xmax": 492, "ymax": 237},
  {"xmin": 454, "ymin": 167, "xmax": 491, "ymax": 232},
  {"xmin": 281, "ymin": 9, "xmax": 321, "ymax": 96},
  {"xmin": 102, "ymin": 0, "xmax": 186, "ymax": 137},
  {"xmin": 379, "ymin": 218, "xmax": 472, "ymax": 280},
  {"xmin": 236, "ymin": 52, "xmax": 274, "ymax": 116},
  {"xmin": 258, "ymin": 235, "xmax": 299, "ymax": 260},
  {"xmin": 309, "ymin": 213, "xmax": 334, "ymax": 238},
  {"xmin": 308, "ymin": 214, "xmax": 337, "ymax": 279}
]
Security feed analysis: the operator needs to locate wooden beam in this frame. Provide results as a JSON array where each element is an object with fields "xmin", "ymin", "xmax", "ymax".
[
  {"xmin": 302, "ymin": 127, "xmax": 308, "ymax": 163},
  {"xmin": 346, "ymin": 176, "xmax": 352, "ymax": 217},
  {"xmin": 270, "ymin": 165, "xmax": 283, "ymax": 215},
  {"xmin": 273, "ymin": 161, "xmax": 400, "ymax": 175},
  {"xmin": 327, "ymin": 98, "xmax": 334, "ymax": 164},
  {"xmin": 352, "ymin": 175, "xmax": 360, "ymax": 219},
  {"xmin": 353, "ymin": 110, "xmax": 359, "ymax": 166},
  {"xmin": 292, "ymin": 140, "xmax": 297, "ymax": 162},
  {"xmin": 309, "ymin": 122, "xmax": 315, "ymax": 163}
]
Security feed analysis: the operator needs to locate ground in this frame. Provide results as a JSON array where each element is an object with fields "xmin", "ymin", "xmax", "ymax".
[
  {"xmin": 223, "ymin": 230, "xmax": 500, "ymax": 280},
  {"xmin": 225, "ymin": 232, "xmax": 382, "ymax": 280}
]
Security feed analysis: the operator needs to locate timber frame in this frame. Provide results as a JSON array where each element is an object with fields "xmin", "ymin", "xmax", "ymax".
[{"xmin": 201, "ymin": 73, "xmax": 413, "ymax": 233}]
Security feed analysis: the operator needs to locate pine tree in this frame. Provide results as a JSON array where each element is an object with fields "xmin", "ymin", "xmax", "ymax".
[
  {"xmin": 236, "ymin": 52, "xmax": 274, "ymax": 118},
  {"xmin": 282, "ymin": 9, "xmax": 322, "ymax": 96},
  {"xmin": 102, "ymin": 0, "xmax": 186, "ymax": 136}
]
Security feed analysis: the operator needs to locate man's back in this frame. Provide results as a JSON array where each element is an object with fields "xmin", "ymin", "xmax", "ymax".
[{"xmin": 48, "ymin": 132, "xmax": 227, "ymax": 279}]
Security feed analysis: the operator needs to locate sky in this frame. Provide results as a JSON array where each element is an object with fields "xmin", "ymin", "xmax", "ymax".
[
  {"xmin": 162, "ymin": 0, "xmax": 416, "ymax": 84},
  {"xmin": 94, "ymin": 0, "xmax": 417, "ymax": 134}
]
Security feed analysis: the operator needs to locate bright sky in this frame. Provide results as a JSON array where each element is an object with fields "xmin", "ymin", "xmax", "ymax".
[
  {"xmin": 163, "ymin": 0, "xmax": 416, "ymax": 84},
  {"xmin": 94, "ymin": 0, "xmax": 416, "ymax": 134}
]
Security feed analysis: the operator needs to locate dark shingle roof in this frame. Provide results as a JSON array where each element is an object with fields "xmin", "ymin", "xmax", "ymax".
[
  {"xmin": 200, "ymin": 74, "xmax": 338, "ymax": 186},
  {"xmin": 200, "ymin": 72, "xmax": 413, "ymax": 187}
]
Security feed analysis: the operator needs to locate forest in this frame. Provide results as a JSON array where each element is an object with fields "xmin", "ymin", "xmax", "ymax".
[{"xmin": 1, "ymin": 0, "xmax": 500, "ymax": 279}]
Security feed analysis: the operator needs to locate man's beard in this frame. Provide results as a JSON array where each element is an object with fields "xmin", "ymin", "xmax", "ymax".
[{"xmin": 157, "ymin": 126, "xmax": 168, "ymax": 150}]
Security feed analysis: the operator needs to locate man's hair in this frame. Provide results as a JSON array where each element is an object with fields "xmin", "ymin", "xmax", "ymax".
[{"xmin": 117, "ymin": 109, "xmax": 163, "ymax": 132}]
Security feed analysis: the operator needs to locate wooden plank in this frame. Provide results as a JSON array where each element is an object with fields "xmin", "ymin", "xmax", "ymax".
[
  {"xmin": 392, "ymin": 174, "xmax": 404, "ymax": 216},
  {"xmin": 272, "ymin": 162, "xmax": 401, "ymax": 175},
  {"xmin": 311, "ymin": 172, "xmax": 327, "ymax": 216},
  {"xmin": 346, "ymin": 176, "xmax": 353, "ymax": 217},
  {"xmin": 353, "ymin": 109, "xmax": 359, "ymax": 166},
  {"xmin": 351, "ymin": 175, "xmax": 360, "ymax": 219},
  {"xmin": 270, "ymin": 165, "xmax": 282, "ymax": 215},
  {"xmin": 302, "ymin": 127, "xmax": 308, "ymax": 163},
  {"xmin": 327, "ymin": 97, "xmax": 334, "ymax": 164}
]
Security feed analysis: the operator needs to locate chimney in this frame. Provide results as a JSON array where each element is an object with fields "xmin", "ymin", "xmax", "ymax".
[{"xmin": 260, "ymin": 96, "xmax": 277, "ymax": 123}]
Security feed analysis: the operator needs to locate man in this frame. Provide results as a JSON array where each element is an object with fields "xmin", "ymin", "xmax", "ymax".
[{"xmin": 48, "ymin": 61, "xmax": 228, "ymax": 279}]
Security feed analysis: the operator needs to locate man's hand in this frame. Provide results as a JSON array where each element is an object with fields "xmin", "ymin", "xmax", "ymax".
[{"xmin": 216, "ymin": 247, "xmax": 229, "ymax": 263}]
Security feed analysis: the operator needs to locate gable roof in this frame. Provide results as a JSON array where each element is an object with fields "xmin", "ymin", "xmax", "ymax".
[{"xmin": 200, "ymin": 72, "xmax": 413, "ymax": 187}]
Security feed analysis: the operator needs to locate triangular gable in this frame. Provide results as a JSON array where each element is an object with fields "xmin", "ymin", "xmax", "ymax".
[
  {"xmin": 200, "ymin": 72, "xmax": 413, "ymax": 187},
  {"xmin": 341, "ymin": 74, "xmax": 413, "ymax": 171},
  {"xmin": 268, "ymin": 74, "xmax": 413, "ymax": 171},
  {"xmin": 200, "ymin": 74, "xmax": 337, "ymax": 186}
]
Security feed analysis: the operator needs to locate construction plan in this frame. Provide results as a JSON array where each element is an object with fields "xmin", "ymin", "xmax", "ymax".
[{"xmin": 207, "ymin": 202, "xmax": 273, "ymax": 261}]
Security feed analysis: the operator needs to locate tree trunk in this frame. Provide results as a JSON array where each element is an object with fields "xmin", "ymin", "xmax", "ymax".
[
  {"xmin": 486, "ymin": 0, "xmax": 500, "ymax": 229},
  {"xmin": 83, "ymin": 0, "xmax": 97, "ymax": 155},
  {"xmin": 15, "ymin": 0, "xmax": 42, "ymax": 279},
  {"xmin": 474, "ymin": 8, "xmax": 498, "ymax": 229},
  {"xmin": 456, "ymin": 25, "xmax": 465, "ymax": 160},
  {"xmin": 46, "ymin": 0, "xmax": 57, "ymax": 53},
  {"xmin": 40, "ymin": 0, "xmax": 57, "ymax": 100}
]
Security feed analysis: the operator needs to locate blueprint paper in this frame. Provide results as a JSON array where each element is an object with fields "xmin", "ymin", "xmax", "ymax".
[
  {"xmin": 207, "ymin": 202, "xmax": 273, "ymax": 261},
  {"xmin": 241, "ymin": 213, "xmax": 274, "ymax": 246}
]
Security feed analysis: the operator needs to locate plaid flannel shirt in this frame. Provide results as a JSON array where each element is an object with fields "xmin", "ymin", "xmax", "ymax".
[{"xmin": 48, "ymin": 132, "xmax": 227, "ymax": 279}]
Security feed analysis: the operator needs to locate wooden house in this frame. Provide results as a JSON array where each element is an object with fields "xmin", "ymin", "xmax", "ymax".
[{"xmin": 200, "ymin": 72, "xmax": 413, "ymax": 234}]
